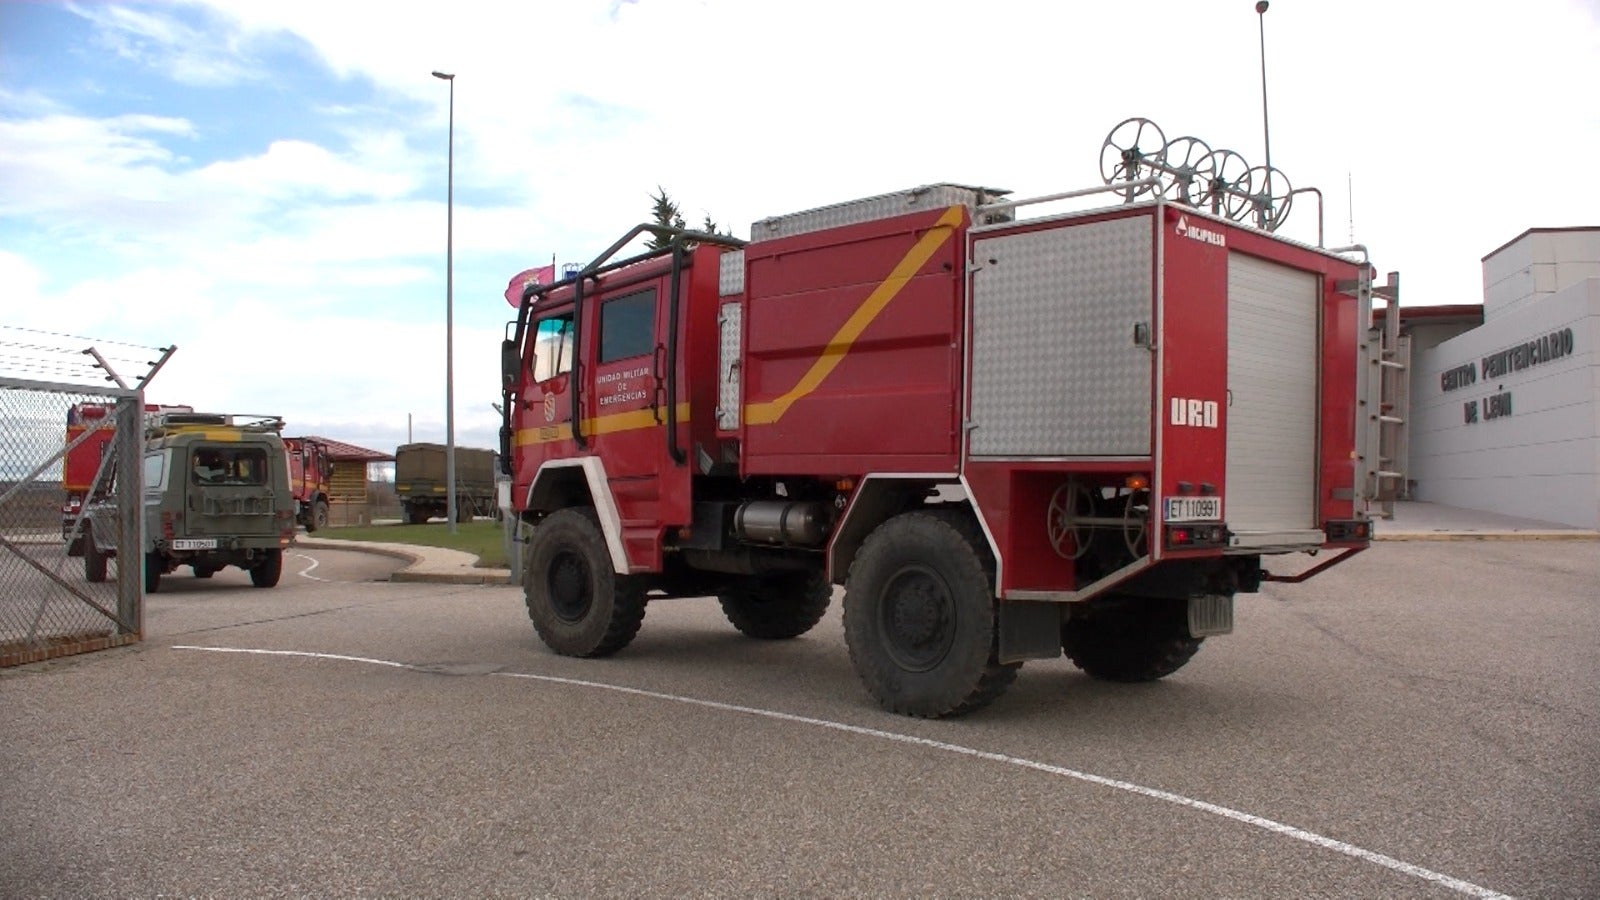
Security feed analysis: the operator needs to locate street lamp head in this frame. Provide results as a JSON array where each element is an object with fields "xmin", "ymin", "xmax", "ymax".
[
  {"xmin": 1255, "ymin": 1, "xmax": 1268, "ymax": 13},
  {"xmin": 431, "ymin": 70, "xmax": 455, "ymax": 81}
]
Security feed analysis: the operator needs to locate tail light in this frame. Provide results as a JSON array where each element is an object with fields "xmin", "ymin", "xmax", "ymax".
[
  {"xmin": 1166, "ymin": 523, "xmax": 1228, "ymax": 550},
  {"xmin": 1325, "ymin": 519, "xmax": 1372, "ymax": 542},
  {"xmin": 161, "ymin": 511, "xmax": 175, "ymax": 541}
]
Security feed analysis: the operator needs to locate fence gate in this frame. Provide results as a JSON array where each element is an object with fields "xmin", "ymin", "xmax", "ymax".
[{"xmin": 1, "ymin": 378, "xmax": 143, "ymax": 667}]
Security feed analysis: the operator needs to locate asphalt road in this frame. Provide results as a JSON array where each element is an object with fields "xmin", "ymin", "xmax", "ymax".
[{"xmin": 1, "ymin": 541, "xmax": 1596, "ymax": 898}]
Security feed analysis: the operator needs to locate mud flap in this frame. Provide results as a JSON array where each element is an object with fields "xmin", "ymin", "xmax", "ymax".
[
  {"xmin": 1187, "ymin": 593, "xmax": 1234, "ymax": 637},
  {"xmin": 998, "ymin": 599, "xmax": 1064, "ymax": 663}
]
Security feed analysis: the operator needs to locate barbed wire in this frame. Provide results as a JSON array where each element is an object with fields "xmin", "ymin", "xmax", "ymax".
[
  {"xmin": 0, "ymin": 324, "xmax": 169, "ymax": 353},
  {"xmin": 0, "ymin": 325, "xmax": 175, "ymax": 389}
]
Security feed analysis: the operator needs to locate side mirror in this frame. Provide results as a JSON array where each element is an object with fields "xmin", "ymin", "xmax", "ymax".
[{"xmin": 501, "ymin": 339, "xmax": 520, "ymax": 390}]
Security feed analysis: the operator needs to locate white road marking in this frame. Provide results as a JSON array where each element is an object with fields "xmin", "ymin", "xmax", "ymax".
[
  {"xmin": 293, "ymin": 553, "xmax": 328, "ymax": 582},
  {"xmin": 170, "ymin": 645, "xmax": 1514, "ymax": 899}
]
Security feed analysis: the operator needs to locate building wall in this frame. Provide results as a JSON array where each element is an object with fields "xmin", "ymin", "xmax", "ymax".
[
  {"xmin": 1482, "ymin": 229, "xmax": 1600, "ymax": 322},
  {"xmin": 1409, "ymin": 277, "xmax": 1599, "ymax": 527}
]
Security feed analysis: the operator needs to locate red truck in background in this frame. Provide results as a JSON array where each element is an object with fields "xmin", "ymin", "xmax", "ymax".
[
  {"xmin": 283, "ymin": 437, "xmax": 332, "ymax": 532},
  {"xmin": 62, "ymin": 401, "xmax": 192, "ymax": 554},
  {"xmin": 502, "ymin": 180, "xmax": 1382, "ymax": 718}
]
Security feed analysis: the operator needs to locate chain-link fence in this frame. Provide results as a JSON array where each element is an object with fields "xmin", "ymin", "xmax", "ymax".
[{"xmin": 1, "ymin": 378, "xmax": 143, "ymax": 667}]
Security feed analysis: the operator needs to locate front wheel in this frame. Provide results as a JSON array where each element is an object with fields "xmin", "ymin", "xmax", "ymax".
[
  {"xmin": 844, "ymin": 512, "xmax": 1018, "ymax": 718},
  {"xmin": 84, "ymin": 531, "xmax": 107, "ymax": 583},
  {"xmin": 1061, "ymin": 595, "xmax": 1202, "ymax": 682},
  {"xmin": 718, "ymin": 570, "xmax": 832, "ymax": 640},
  {"xmin": 309, "ymin": 500, "xmax": 329, "ymax": 532},
  {"xmin": 250, "ymin": 550, "xmax": 283, "ymax": 588},
  {"xmin": 523, "ymin": 508, "xmax": 646, "ymax": 657},
  {"xmin": 144, "ymin": 552, "xmax": 162, "ymax": 594}
]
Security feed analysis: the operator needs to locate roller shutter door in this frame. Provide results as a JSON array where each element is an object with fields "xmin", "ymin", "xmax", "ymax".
[{"xmin": 1226, "ymin": 254, "xmax": 1318, "ymax": 531}]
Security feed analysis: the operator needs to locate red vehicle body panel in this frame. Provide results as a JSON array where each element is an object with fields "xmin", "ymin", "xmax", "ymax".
[
  {"xmin": 507, "ymin": 194, "xmax": 1370, "ymax": 595},
  {"xmin": 739, "ymin": 206, "xmax": 967, "ymax": 476}
]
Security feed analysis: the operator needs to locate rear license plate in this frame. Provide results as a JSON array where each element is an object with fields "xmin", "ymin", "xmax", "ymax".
[
  {"xmin": 171, "ymin": 538, "xmax": 217, "ymax": 550},
  {"xmin": 1164, "ymin": 497, "xmax": 1221, "ymax": 522}
]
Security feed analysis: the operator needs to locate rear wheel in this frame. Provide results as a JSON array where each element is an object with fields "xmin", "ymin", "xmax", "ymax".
[
  {"xmin": 1061, "ymin": 595, "xmax": 1202, "ymax": 682},
  {"xmin": 718, "ymin": 570, "xmax": 833, "ymax": 639},
  {"xmin": 844, "ymin": 512, "xmax": 1018, "ymax": 718},
  {"xmin": 523, "ymin": 508, "xmax": 646, "ymax": 657},
  {"xmin": 250, "ymin": 550, "xmax": 283, "ymax": 588},
  {"xmin": 407, "ymin": 505, "xmax": 431, "ymax": 525},
  {"xmin": 84, "ymin": 531, "xmax": 107, "ymax": 583},
  {"xmin": 144, "ymin": 552, "xmax": 162, "ymax": 594},
  {"xmin": 456, "ymin": 501, "xmax": 473, "ymax": 524}
]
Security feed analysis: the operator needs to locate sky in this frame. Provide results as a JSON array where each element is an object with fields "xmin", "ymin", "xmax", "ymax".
[{"xmin": 2, "ymin": 0, "xmax": 1598, "ymax": 457}]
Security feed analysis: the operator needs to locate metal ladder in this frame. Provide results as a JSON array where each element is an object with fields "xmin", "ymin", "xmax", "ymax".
[{"xmin": 1350, "ymin": 269, "xmax": 1408, "ymax": 519}]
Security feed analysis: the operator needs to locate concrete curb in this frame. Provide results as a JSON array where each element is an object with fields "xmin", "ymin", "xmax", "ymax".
[{"xmin": 295, "ymin": 538, "xmax": 513, "ymax": 586}]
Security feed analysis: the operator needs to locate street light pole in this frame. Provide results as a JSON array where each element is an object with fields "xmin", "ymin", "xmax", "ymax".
[
  {"xmin": 432, "ymin": 69, "xmax": 458, "ymax": 534},
  {"xmin": 1255, "ymin": 1, "xmax": 1273, "ymax": 176}
]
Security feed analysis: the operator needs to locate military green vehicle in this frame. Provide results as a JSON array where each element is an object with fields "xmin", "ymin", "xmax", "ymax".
[{"xmin": 82, "ymin": 413, "xmax": 298, "ymax": 592}]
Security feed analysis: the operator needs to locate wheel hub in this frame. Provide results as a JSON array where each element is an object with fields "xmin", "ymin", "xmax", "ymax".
[
  {"xmin": 548, "ymin": 550, "xmax": 592, "ymax": 623},
  {"xmin": 880, "ymin": 566, "xmax": 955, "ymax": 671}
]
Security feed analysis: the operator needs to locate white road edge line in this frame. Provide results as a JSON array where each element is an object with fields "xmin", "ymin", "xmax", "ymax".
[
  {"xmin": 292, "ymin": 553, "xmax": 327, "ymax": 582},
  {"xmin": 170, "ymin": 645, "xmax": 1514, "ymax": 899}
]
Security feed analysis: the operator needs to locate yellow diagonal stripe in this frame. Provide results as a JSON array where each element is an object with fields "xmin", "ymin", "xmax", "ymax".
[
  {"xmin": 743, "ymin": 205, "xmax": 965, "ymax": 426},
  {"xmin": 514, "ymin": 403, "xmax": 691, "ymax": 447}
]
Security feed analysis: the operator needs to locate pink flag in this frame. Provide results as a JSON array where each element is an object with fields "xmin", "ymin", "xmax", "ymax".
[{"xmin": 505, "ymin": 264, "xmax": 556, "ymax": 307}]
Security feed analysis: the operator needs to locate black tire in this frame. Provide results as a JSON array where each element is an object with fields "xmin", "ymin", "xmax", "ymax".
[
  {"xmin": 844, "ymin": 511, "xmax": 1019, "ymax": 718},
  {"xmin": 523, "ymin": 508, "xmax": 646, "ymax": 657},
  {"xmin": 456, "ymin": 501, "xmax": 473, "ymax": 524},
  {"xmin": 1061, "ymin": 595, "xmax": 1203, "ymax": 682},
  {"xmin": 192, "ymin": 565, "xmax": 217, "ymax": 579},
  {"xmin": 407, "ymin": 505, "xmax": 431, "ymax": 525},
  {"xmin": 717, "ymin": 570, "xmax": 833, "ymax": 640},
  {"xmin": 84, "ymin": 531, "xmax": 107, "ymax": 583},
  {"xmin": 309, "ymin": 500, "xmax": 328, "ymax": 532},
  {"xmin": 250, "ymin": 550, "xmax": 283, "ymax": 588},
  {"xmin": 144, "ymin": 552, "xmax": 162, "ymax": 594}
]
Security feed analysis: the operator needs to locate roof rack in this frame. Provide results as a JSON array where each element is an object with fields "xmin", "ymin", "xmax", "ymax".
[{"xmin": 146, "ymin": 412, "xmax": 285, "ymax": 437}]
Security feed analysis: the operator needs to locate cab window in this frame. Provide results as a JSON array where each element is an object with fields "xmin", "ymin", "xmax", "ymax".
[
  {"xmin": 532, "ymin": 314, "xmax": 574, "ymax": 382},
  {"xmin": 143, "ymin": 451, "xmax": 167, "ymax": 491},
  {"xmin": 600, "ymin": 289, "xmax": 656, "ymax": 363}
]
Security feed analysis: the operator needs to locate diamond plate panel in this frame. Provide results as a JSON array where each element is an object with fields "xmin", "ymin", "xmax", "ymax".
[
  {"xmin": 719, "ymin": 250, "xmax": 744, "ymax": 297},
  {"xmin": 751, "ymin": 184, "xmax": 1005, "ymax": 243},
  {"xmin": 717, "ymin": 303, "xmax": 743, "ymax": 430},
  {"xmin": 969, "ymin": 216, "xmax": 1153, "ymax": 456}
]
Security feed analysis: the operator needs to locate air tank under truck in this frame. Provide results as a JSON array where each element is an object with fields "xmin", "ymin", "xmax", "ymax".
[{"xmin": 500, "ymin": 178, "xmax": 1380, "ymax": 718}]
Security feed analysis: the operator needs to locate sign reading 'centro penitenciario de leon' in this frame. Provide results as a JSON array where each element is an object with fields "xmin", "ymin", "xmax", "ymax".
[{"xmin": 1439, "ymin": 327, "xmax": 1576, "ymax": 425}]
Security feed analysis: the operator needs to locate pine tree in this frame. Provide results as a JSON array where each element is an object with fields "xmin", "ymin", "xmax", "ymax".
[{"xmin": 646, "ymin": 186, "xmax": 686, "ymax": 250}]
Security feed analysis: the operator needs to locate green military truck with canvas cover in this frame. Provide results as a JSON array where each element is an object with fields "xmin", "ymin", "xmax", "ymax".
[
  {"xmin": 395, "ymin": 442, "xmax": 498, "ymax": 524},
  {"xmin": 81, "ymin": 413, "xmax": 298, "ymax": 592}
]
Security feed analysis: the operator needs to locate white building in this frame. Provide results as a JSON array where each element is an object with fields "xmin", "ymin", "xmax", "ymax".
[{"xmin": 1400, "ymin": 227, "xmax": 1600, "ymax": 528}]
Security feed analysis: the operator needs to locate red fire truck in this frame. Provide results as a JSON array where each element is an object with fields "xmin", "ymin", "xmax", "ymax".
[
  {"xmin": 283, "ymin": 437, "xmax": 333, "ymax": 532},
  {"xmin": 500, "ymin": 183, "xmax": 1378, "ymax": 717},
  {"xmin": 62, "ymin": 401, "xmax": 192, "ymax": 554}
]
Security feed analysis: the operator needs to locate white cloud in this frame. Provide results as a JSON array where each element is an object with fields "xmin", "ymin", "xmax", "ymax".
[
  {"xmin": 71, "ymin": 2, "xmax": 262, "ymax": 86},
  {"xmin": 5, "ymin": 0, "xmax": 1599, "ymax": 456}
]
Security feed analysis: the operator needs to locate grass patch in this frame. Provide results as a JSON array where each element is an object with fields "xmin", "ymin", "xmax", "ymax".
[{"xmin": 315, "ymin": 520, "xmax": 510, "ymax": 568}]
